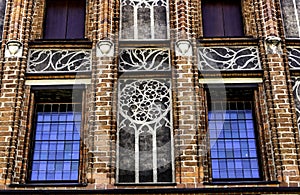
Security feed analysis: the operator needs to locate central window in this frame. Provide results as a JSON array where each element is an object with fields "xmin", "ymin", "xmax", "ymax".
[{"xmin": 120, "ymin": 0, "xmax": 169, "ymax": 40}]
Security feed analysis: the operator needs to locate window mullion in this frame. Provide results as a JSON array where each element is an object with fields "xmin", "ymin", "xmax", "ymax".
[
  {"xmin": 135, "ymin": 129, "xmax": 140, "ymax": 183},
  {"xmin": 150, "ymin": 5, "xmax": 155, "ymax": 39},
  {"xmin": 134, "ymin": 5, "xmax": 138, "ymax": 39},
  {"xmin": 292, "ymin": 0, "xmax": 300, "ymax": 37},
  {"xmin": 152, "ymin": 130, "xmax": 157, "ymax": 183}
]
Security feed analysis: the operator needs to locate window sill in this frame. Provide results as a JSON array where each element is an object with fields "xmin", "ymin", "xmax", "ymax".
[
  {"xmin": 114, "ymin": 182, "xmax": 176, "ymax": 186},
  {"xmin": 9, "ymin": 182, "xmax": 88, "ymax": 187},
  {"xmin": 197, "ymin": 37, "xmax": 258, "ymax": 45},
  {"xmin": 203, "ymin": 180, "xmax": 279, "ymax": 185}
]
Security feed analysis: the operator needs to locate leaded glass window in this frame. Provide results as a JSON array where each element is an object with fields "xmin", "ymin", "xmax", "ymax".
[
  {"xmin": 281, "ymin": 0, "xmax": 300, "ymax": 37},
  {"xmin": 208, "ymin": 88, "xmax": 261, "ymax": 181},
  {"xmin": 29, "ymin": 89, "xmax": 82, "ymax": 182},
  {"xmin": 120, "ymin": 0, "xmax": 169, "ymax": 40}
]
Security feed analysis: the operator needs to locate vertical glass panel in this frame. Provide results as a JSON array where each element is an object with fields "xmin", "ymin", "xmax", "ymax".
[
  {"xmin": 281, "ymin": 0, "xmax": 300, "ymax": 37},
  {"xmin": 121, "ymin": 4, "xmax": 134, "ymax": 39},
  {"xmin": 137, "ymin": 7, "xmax": 151, "ymax": 39},
  {"xmin": 120, "ymin": 0, "xmax": 168, "ymax": 40},
  {"xmin": 154, "ymin": 5, "xmax": 167, "ymax": 39}
]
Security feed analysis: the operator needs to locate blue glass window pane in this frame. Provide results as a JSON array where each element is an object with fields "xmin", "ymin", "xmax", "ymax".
[
  {"xmin": 67, "ymin": 113, "xmax": 74, "ymax": 121},
  {"xmin": 238, "ymin": 111, "xmax": 245, "ymax": 119},
  {"xmin": 212, "ymin": 171, "xmax": 220, "ymax": 178},
  {"xmin": 243, "ymin": 170, "xmax": 251, "ymax": 178},
  {"xmin": 37, "ymin": 114, "xmax": 44, "ymax": 122},
  {"xmin": 245, "ymin": 110, "xmax": 253, "ymax": 119},
  {"xmin": 66, "ymin": 124, "xmax": 73, "ymax": 131},
  {"xmin": 209, "ymin": 98, "xmax": 261, "ymax": 180},
  {"xmin": 52, "ymin": 114, "xmax": 59, "ymax": 121},
  {"xmin": 228, "ymin": 171, "xmax": 235, "ymax": 178},
  {"xmin": 31, "ymin": 103, "xmax": 81, "ymax": 182},
  {"xmin": 31, "ymin": 171, "xmax": 38, "ymax": 180},
  {"xmin": 211, "ymin": 149, "xmax": 218, "ymax": 158},
  {"xmin": 55, "ymin": 172, "xmax": 63, "ymax": 180},
  {"xmin": 71, "ymin": 171, "xmax": 79, "ymax": 180},
  {"xmin": 48, "ymin": 151, "xmax": 56, "ymax": 160},
  {"xmin": 59, "ymin": 114, "xmax": 67, "ymax": 121},
  {"xmin": 252, "ymin": 170, "xmax": 259, "ymax": 178},
  {"xmin": 43, "ymin": 123, "xmax": 51, "ymax": 131},
  {"xmin": 212, "ymin": 160, "xmax": 219, "ymax": 169},
  {"xmin": 218, "ymin": 150, "xmax": 226, "ymax": 158},
  {"xmin": 47, "ymin": 172, "xmax": 55, "ymax": 180},
  {"xmin": 56, "ymin": 162, "xmax": 63, "ymax": 171},
  {"xmin": 44, "ymin": 113, "xmax": 51, "ymax": 121},
  {"xmin": 38, "ymin": 172, "xmax": 46, "ymax": 180}
]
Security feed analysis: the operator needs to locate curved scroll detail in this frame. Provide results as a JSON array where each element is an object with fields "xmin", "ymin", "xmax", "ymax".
[
  {"xmin": 293, "ymin": 78, "xmax": 300, "ymax": 131},
  {"xmin": 27, "ymin": 49, "xmax": 91, "ymax": 73},
  {"xmin": 288, "ymin": 47, "xmax": 300, "ymax": 69},
  {"xmin": 119, "ymin": 49, "xmax": 170, "ymax": 71},
  {"xmin": 198, "ymin": 46, "xmax": 261, "ymax": 70}
]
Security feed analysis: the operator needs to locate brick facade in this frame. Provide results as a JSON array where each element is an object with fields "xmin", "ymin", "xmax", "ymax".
[{"xmin": 0, "ymin": 0, "xmax": 299, "ymax": 194}]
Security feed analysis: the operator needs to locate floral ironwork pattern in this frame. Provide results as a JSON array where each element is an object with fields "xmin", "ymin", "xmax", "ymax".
[
  {"xmin": 293, "ymin": 78, "xmax": 300, "ymax": 131},
  {"xmin": 287, "ymin": 47, "xmax": 300, "ymax": 69},
  {"xmin": 27, "ymin": 49, "xmax": 91, "ymax": 73},
  {"xmin": 198, "ymin": 46, "xmax": 261, "ymax": 70},
  {"xmin": 117, "ymin": 79, "xmax": 173, "ymax": 183},
  {"xmin": 119, "ymin": 49, "xmax": 170, "ymax": 72},
  {"xmin": 120, "ymin": 0, "xmax": 169, "ymax": 40}
]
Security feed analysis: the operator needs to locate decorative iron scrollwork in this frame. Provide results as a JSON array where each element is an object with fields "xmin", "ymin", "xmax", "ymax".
[
  {"xmin": 27, "ymin": 49, "xmax": 91, "ymax": 73},
  {"xmin": 119, "ymin": 49, "xmax": 170, "ymax": 72},
  {"xmin": 293, "ymin": 78, "xmax": 300, "ymax": 131},
  {"xmin": 198, "ymin": 46, "xmax": 261, "ymax": 70},
  {"xmin": 287, "ymin": 47, "xmax": 300, "ymax": 69}
]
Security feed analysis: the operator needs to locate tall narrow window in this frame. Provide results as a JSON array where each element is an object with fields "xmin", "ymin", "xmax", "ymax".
[
  {"xmin": 207, "ymin": 87, "xmax": 261, "ymax": 181},
  {"xmin": 117, "ymin": 48, "xmax": 174, "ymax": 184},
  {"xmin": 120, "ymin": 0, "xmax": 169, "ymax": 40},
  {"xmin": 281, "ymin": 0, "xmax": 300, "ymax": 37},
  {"xmin": 202, "ymin": 0, "xmax": 244, "ymax": 37},
  {"xmin": 0, "ymin": 0, "xmax": 5, "ymax": 39},
  {"xmin": 28, "ymin": 89, "xmax": 82, "ymax": 182},
  {"xmin": 44, "ymin": 0, "xmax": 85, "ymax": 39}
]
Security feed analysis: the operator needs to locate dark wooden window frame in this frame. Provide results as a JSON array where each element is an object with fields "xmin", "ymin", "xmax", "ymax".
[
  {"xmin": 204, "ymin": 84, "xmax": 272, "ymax": 183},
  {"xmin": 24, "ymin": 86, "xmax": 87, "ymax": 185},
  {"xmin": 201, "ymin": 0, "xmax": 244, "ymax": 37}
]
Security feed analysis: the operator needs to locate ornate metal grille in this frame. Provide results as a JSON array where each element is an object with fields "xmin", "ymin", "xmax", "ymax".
[
  {"xmin": 27, "ymin": 49, "xmax": 91, "ymax": 73},
  {"xmin": 117, "ymin": 79, "xmax": 173, "ymax": 183},
  {"xmin": 293, "ymin": 78, "xmax": 300, "ymax": 131},
  {"xmin": 287, "ymin": 47, "xmax": 300, "ymax": 69},
  {"xmin": 198, "ymin": 46, "xmax": 261, "ymax": 70},
  {"xmin": 119, "ymin": 48, "xmax": 170, "ymax": 72},
  {"xmin": 120, "ymin": 0, "xmax": 169, "ymax": 40}
]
